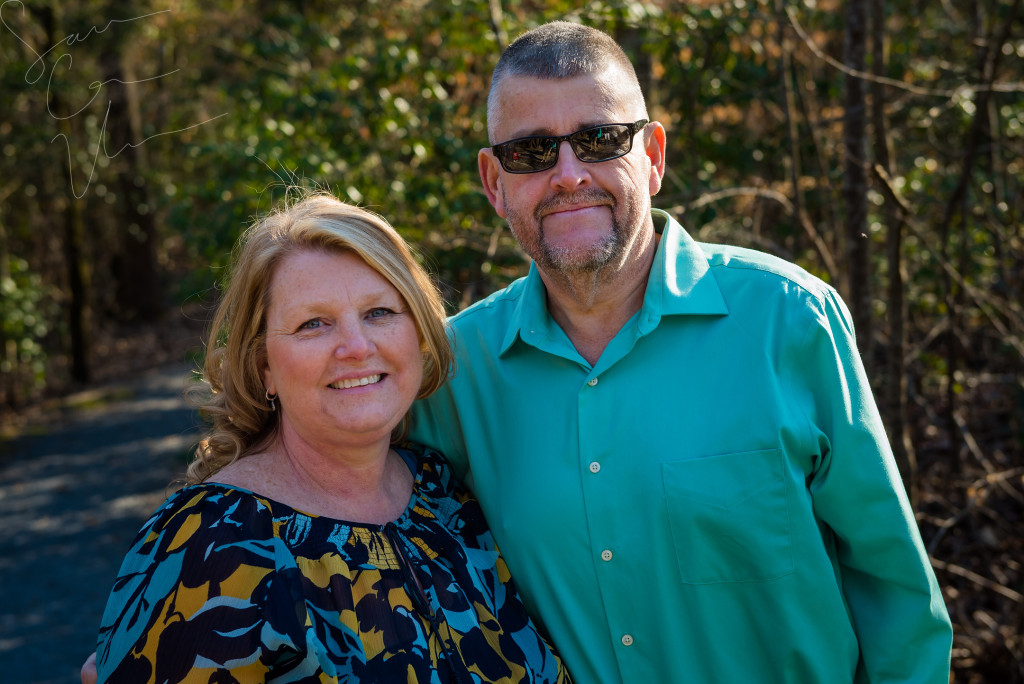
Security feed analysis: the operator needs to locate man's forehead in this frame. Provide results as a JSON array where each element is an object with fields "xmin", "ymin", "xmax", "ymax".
[
  {"xmin": 490, "ymin": 71, "xmax": 632, "ymax": 137},
  {"xmin": 495, "ymin": 67, "xmax": 632, "ymax": 100}
]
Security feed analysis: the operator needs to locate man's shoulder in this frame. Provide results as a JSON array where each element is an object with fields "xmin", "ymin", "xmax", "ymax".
[
  {"xmin": 695, "ymin": 240, "xmax": 836, "ymax": 301},
  {"xmin": 447, "ymin": 275, "xmax": 530, "ymax": 330}
]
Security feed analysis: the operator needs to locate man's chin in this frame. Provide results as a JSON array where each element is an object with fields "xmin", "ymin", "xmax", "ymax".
[{"xmin": 539, "ymin": 242, "xmax": 618, "ymax": 274}]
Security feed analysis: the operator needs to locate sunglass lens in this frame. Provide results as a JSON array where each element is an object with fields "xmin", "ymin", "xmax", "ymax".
[
  {"xmin": 572, "ymin": 125, "xmax": 631, "ymax": 162},
  {"xmin": 501, "ymin": 138, "xmax": 558, "ymax": 173}
]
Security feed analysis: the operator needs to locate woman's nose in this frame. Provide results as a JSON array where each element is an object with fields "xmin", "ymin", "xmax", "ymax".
[{"xmin": 333, "ymin": 321, "xmax": 373, "ymax": 360}]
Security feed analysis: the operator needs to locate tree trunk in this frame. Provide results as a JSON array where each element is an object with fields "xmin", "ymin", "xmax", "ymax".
[
  {"xmin": 869, "ymin": 0, "xmax": 916, "ymax": 505},
  {"xmin": 935, "ymin": 0, "xmax": 1021, "ymax": 466},
  {"xmin": 38, "ymin": 5, "xmax": 90, "ymax": 383},
  {"xmin": 102, "ymin": 45, "xmax": 162, "ymax": 321},
  {"xmin": 62, "ymin": 189, "xmax": 90, "ymax": 383},
  {"xmin": 0, "ymin": 206, "xmax": 12, "ymax": 407},
  {"xmin": 775, "ymin": 0, "xmax": 839, "ymax": 283},
  {"xmin": 843, "ymin": 0, "xmax": 873, "ymax": 367}
]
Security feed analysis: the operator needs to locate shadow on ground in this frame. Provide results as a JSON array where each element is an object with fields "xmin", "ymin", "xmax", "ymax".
[{"xmin": 0, "ymin": 363, "xmax": 202, "ymax": 684}]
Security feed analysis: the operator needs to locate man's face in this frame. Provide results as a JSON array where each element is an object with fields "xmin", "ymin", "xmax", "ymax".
[{"xmin": 480, "ymin": 68, "xmax": 662, "ymax": 278}]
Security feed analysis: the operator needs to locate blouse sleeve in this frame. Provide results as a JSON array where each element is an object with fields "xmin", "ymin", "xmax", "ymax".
[{"xmin": 95, "ymin": 489, "xmax": 300, "ymax": 683}]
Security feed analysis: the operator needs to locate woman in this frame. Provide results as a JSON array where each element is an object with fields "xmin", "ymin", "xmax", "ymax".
[{"xmin": 91, "ymin": 194, "xmax": 570, "ymax": 683}]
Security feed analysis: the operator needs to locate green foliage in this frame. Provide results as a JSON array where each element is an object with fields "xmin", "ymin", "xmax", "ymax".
[
  {"xmin": 1, "ymin": 0, "xmax": 1021, "ymax": 441},
  {"xmin": 0, "ymin": 256, "xmax": 58, "ymax": 398}
]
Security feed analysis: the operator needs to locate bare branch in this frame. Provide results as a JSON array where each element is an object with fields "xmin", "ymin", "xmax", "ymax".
[
  {"xmin": 785, "ymin": 6, "xmax": 1024, "ymax": 97},
  {"xmin": 932, "ymin": 558, "xmax": 1024, "ymax": 603},
  {"xmin": 674, "ymin": 186, "xmax": 839, "ymax": 280},
  {"xmin": 872, "ymin": 165, "xmax": 1024, "ymax": 360},
  {"xmin": 488, "ymin": 0, "xmax": 508, "ymax": 53},
  {"xmin": 687, "ymin": 186, "xmax": 794, "ymax": 211}
]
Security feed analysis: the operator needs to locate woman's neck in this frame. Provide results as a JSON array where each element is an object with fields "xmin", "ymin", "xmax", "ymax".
[{"xmin": 210, "ymin": 435, "xmax": 414, "ymax": 524}]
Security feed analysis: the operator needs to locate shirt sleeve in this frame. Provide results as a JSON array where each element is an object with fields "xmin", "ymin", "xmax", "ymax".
[
  {"xmin": 410, "ymin": 381, "xmax": 470, "ymax": 481},
  {"xmin": 795, "ymin": 288, "xmax": 952, "ymax": 683},
  {"xmin": 95, "ymin": 491, "xmax": 297, "ymax": 683}
]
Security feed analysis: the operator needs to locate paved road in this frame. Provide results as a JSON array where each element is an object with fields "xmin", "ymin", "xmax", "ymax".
[{"xmin": 0, "ymin": 363, "xmax": 202, "ymax": 684}]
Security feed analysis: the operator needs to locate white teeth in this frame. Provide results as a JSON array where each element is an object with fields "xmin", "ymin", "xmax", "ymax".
[{"xmin": 329, "ymin": 374, "xmax": 381, "ymax": 390}]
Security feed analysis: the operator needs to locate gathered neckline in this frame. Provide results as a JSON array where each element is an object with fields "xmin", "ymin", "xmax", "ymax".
[{"xmin": 191, "ymin": 446, "xmax": 425, "ymax": 530}]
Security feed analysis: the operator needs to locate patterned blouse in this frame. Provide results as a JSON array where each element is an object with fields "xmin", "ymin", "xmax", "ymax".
[{"xmin": 95, "ymin": 445, "xmax": 570, "ymax": 683}]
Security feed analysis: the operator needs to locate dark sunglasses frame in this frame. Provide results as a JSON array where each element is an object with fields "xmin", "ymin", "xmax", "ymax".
[{"xmin": 492, "ymin": 119, "xmax": 650, "ymax": 174}]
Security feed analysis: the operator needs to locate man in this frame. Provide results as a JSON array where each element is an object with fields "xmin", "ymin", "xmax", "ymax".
[
  {"xmin": 411, "ymin": 20, "xmax": 952, "ymax": 684},
  {"xmin": 84, "ymin": 20, "xmax": 951, "ymax": 684}
]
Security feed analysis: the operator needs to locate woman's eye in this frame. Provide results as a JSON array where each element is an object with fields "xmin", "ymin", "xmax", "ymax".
[
  {"xmin": 298, "ymin": 319, "xmax": 322, "ymax": 330},
  {"xmin": 368, "ymin": 307, "xmax": 395, "ymax": 319}
]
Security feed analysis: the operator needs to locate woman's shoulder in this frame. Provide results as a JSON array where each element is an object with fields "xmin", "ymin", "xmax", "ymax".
[
  {"xmin": 399, "ymin": 442, "xmax": 492, "ymax": 541},
  {"xmin": 97, "ymin": 484, "xmax": 299, "ymax": 680},
  {"xmin": 399, "ymin": 442, "xmax": 464, "ymax": 499},
  {"xmin": 131, "ymin": 482, "xmax": 279, "ymax": 557}
]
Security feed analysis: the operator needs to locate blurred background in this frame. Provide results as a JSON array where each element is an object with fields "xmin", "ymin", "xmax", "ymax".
[{"xmin": 0, "ymin": 0, "xmax": 1021, "ymax": 681}]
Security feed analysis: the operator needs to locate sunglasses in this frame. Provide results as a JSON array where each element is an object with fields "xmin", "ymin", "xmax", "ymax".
[{"xmin": 492, "ymin": 119, "xmax": 649, "ymax": 174}]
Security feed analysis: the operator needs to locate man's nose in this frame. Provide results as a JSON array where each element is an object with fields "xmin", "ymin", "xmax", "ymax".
[{"xmin": 549, "ymin": 141, "xmax": 592, "ymax": 190}]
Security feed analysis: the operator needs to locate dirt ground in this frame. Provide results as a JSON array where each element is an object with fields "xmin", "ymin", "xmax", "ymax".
[{"xmin": 0, "ymin": 362, "xmax": 201, "ymax": 684}]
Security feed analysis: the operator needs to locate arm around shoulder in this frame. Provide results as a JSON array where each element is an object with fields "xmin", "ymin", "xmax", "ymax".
[{"xmin": 409, "ymin": 382, "xmax": 470, "ymax": 480}]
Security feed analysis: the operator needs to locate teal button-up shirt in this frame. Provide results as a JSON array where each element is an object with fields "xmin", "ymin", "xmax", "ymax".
[{"xmin": 411, "ymin": 210, "xmax": 952, "ymax": 684}]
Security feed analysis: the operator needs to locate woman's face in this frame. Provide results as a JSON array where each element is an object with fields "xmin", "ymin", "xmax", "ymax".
[{"xmin": 261, "ymin": 249, "xmax": 423, "ymax": 452}]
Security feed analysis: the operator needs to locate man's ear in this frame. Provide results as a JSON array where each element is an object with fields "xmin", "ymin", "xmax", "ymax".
[
  {"xmin": 644, "ymin": 121, "xmax": 667, "ymax": 197},
  {"xmin": 478, "ymin": 148, "xmax": 507, "ymax": 218}
]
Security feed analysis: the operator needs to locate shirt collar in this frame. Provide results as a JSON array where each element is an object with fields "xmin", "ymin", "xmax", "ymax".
[
  {"xmin": 499, "ymin": 209, "xmax": 729, "ymax": 355},
  {"xmin": 644, "ymin": 208, "xmax": 729, "ymax": 318},
  {"xmin": 500, "ymin": 261, "xmax": 555, "ymax": 356}
]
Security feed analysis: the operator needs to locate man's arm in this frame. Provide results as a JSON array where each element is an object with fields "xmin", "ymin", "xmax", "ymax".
[
  {"xmin": 799, "ymin": 288, "xmax": 952, "ymax": 682},
  {"xmin": 409, "ymin": 380, "xmax": 470, "ymax": 479}
]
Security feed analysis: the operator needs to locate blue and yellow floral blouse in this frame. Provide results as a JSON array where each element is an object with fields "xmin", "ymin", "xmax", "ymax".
[{"xmin": 94, "ymin": 445, "xmax": 570, "ymax": 683}]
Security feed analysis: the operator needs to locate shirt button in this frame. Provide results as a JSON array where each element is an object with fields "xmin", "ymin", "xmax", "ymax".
[
  {"xmin": 601, "ymin": 549, "xmax": 613, "ymax": 561},
  {"xmin": 621, "ymin": 634, "xmax": 634, "ymax": 646},
  {"xmin": 588, "ymin": 461, "xmax": 601, "ymax": 473},
  {"xmin": 587, "ymin": 377, "xmax": 599, "ymax": 386}
]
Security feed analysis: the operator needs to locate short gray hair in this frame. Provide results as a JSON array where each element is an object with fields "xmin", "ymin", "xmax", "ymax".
[{"xmin": 487, "ymin": 21, "xmax": 646, "ymax": 140}]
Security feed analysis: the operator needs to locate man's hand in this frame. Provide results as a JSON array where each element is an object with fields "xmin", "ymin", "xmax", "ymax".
[{"xmin": 81, "ymin": 651, "xmax": 97, "ymax": 684}]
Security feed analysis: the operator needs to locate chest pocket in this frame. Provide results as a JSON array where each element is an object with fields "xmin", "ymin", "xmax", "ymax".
[{"xmin": 662, "ymin": 448, "xmax": 794, "ymax": 584}]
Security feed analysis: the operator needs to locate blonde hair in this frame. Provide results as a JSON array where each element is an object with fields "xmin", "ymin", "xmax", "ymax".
[{"xmin": 186, "ymin": 193, "xmax": 452, "ymax": 483}]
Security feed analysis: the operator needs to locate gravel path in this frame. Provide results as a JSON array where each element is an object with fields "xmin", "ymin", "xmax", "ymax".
[{"xmin": 0, "ymin": 363, "xmax": 202, "ymax": 684}]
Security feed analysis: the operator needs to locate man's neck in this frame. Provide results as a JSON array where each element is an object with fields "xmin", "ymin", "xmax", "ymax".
[{"xmin": 538, "ymin": 230, "xmax": 658, "ymax": 366}]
